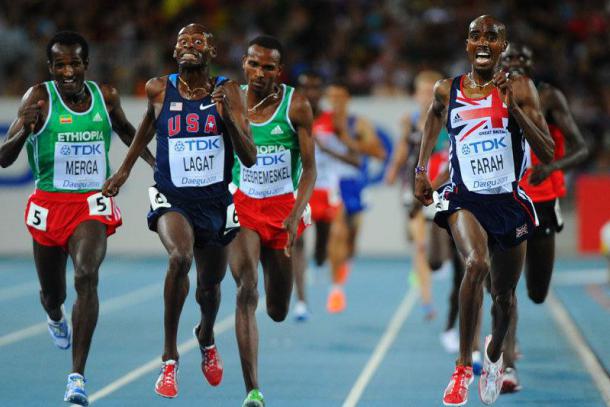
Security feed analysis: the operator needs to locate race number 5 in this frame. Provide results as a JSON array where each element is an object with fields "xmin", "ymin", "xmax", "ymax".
[
  {"xmin": 226, "ymin": 203, "xmax": 240, "ymax": 229},
  {"xmin": 26, "ymin": 202, "xmax": 49, "ymax": 231},
  {"xmin": 148, "ymin": 187, "xmax": 172, "ymax": 210},
  {"xmin": 87, "ymin": 192, "xmax": 112, "ymax": 216}
]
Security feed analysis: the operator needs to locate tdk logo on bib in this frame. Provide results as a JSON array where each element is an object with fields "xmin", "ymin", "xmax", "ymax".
[
  {"xmin": 462, "ymin": 137, "xmax": 506, "ymax": 155},
  {"xmin": 60, "ymin": 144, "xmax": 103, "ymax": 155},
  {"xmin": 257, "ymin": 155, "xmax": 286, "ymax": 165},
  {"xmin": 173, "ymin": 138, "xmax": 222, "ymax": 152}
]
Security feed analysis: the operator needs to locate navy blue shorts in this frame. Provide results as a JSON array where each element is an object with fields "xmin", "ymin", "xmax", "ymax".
[
  {"xmin": 339, "ymin": 177, "xmax": 367, "ymax": 216},
  {"xmin": 433, "ymin": 185, "xmax": 538, "ymax": 250},
  {"xmin": 146, "ymin": 186, "xmax": 239, "ymax": 248},
  {"xmin": 532, "ymin": 199, "xmax": 563, "ymax": 238}
]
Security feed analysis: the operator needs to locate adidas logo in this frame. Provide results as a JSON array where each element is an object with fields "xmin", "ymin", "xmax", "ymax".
[
  {"xmin": 93, "ymin": 113, "xmax": 102, "ymax": 122},
  {"xmin": 271, "ymin": 125, "xmax": 283, "ymax": 135}
]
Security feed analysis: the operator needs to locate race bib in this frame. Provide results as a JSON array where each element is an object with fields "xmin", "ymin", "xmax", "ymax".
[
  {"xmin": 240, "ymin": 149, "xmax": 293, "ymax": 198},
  {"xmin": 87, "ymin": 192, "xmax": 112, "ymax": 216},
  {"xmin": 456, "ymin": 129, "xmax": 515, "ymax": 193},
  {"xmin": 168, "ymin": 136, "xmax": 225, "ymax": 188},
  {"xmin": 225, "ymin": 202, "xmax": 240, "ymax": 230},
  {"xmin": 148, "ymin": 186, "xmax": 172, "ymax": 210},
  {"xmin": 53, "ymin": 142, "xmax": 106, "ymax": 190},
  {"xmin": 26, "ymin": 202, "xmax": 48, "ymax": 231}
]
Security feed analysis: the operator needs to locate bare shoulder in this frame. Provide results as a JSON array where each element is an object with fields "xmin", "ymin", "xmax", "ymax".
[
  {"xmin": 537, "ymin": 82, "xmax": 566, "ymax": 109},
  {"xmin": 145, "ymin": 76, "xmax": 167, "ymax": 101},
  {"xmin": 98, "ymin": 84, "xmax": 120, "ymax": 106},
  {"xmin": 289, "ymin": 90, "xmax": 313, "ymax": 124},
  {"xmin": 18, "ymin": 83, "xmax": 49, "ymax": 114},
  {"xmin": 433, "ymin": 78, "xmax": 453, "ymax": 103}
]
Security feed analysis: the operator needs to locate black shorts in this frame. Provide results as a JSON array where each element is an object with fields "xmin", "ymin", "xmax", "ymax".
[
  {"xmin": 433, "ymin": 185, "xmax": 538, "ymax": 250},
  {"xmin": 147, "ymin": 186, "xmax": 239, "ymax": 248},
  {"xmin": 532, "ymin": 199, "xmax": 564, "ymax": 238}
]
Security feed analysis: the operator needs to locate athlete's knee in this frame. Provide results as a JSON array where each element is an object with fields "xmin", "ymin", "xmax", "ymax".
[
  {"xmin": 527, "ymin": 287, "xmax": 547, "ymax": 304},
  {"xmin": 463, "ymin": 253, "xmax": 490, "ymax": 284},
  {"xmin": 267, "ymin": 301, "xmax": 288, "ymax": 322},
  {"xmin": 74, "ymin": 268, "xmax": 99, "ymax": 295},
  {"xmin": 492, "ymin": 289, "xmax": 516, "ymax": 311},
  {"xmin": 236, "ymin": 281, "xmax": 258, "ymax": 309},
  {"xmin": 196, "ymin": 283, "xmax": 220, "ymax": 304},
  {"xmin": 168, "ymin": 250, "xmax": 193, "ymax": 276},
  {"xmin": 39, "ymin": 288, "xmax": 66, "ymax": 310}
]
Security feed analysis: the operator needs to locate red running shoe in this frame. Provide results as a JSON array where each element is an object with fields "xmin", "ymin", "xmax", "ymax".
[
  {"xmin": 202, "ymin": 345, "xmax": 223, "ymax": 386},
  {"xmin": 443, "ymin": 365, "xmax": 474, "ymax": 406},
  {"xmin": 155, "ymin": 359, "xmax": 178, "ymax": 398}
]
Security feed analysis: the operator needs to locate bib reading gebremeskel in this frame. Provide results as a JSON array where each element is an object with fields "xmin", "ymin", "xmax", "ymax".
[
  {"xmin": 232, "ymin": 84, "xmax": 301, "ymax": 199},
  {"xmin": 154, "ymin": 75, "xmax": 234, "ymax": 200},
  {"xmin": 26, "ymin": 81, "xmax": 112, "ymax": 192}
]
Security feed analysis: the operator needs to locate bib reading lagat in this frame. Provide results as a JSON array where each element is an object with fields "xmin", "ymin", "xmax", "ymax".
[
  {"xmin": 240, "ymin": 149, "xmax": 293, "ymax": 198},
  {"xmin": 455, "ymin": 129, "xmax": 515, "ymax": 192},
  {"xmin": 53, "ymin": 141, "xmax": 106, "ymax": 190},
  {"xmin": 168, "ymin": 136, "xmax": 225, "ymax": 187}
]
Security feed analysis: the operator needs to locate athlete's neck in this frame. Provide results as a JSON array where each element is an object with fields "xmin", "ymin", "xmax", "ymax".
[
  {"xmin": 178, "ymin": 67, "xmax": 212, "ymax": 94},
  {"xmin": 470, "ymin": 69, "xmax": 495, "ymax": 86},
  {"xmin": 247, "ymin": 83, "xmax": 281, "ymax": 113},
  {"xmin": 60, "ymin": 85, "xmax": 89, "ymax": 106}
]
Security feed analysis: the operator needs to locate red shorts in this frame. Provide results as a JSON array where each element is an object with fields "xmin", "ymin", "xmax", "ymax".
[
  {"xmin": 24, "ymin": 189, "xmax": 122, "ymax": 248},
  {"xmin": 309, "ymin": 188, "xmax": 339, "ymax": 223},
  {"xmin": 234, "ymin": 189, "xmax": 309, "ymax": 250}
]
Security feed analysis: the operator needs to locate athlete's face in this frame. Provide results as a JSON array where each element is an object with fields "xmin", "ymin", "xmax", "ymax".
[
  {"xmin": 466, "ymin": 17, "xmax": 507, "ymax": 73},
  {"xmin": 415, "ymin": 79, "xmax": 435, "ymax": 110},
  {"xmin": 297, "ymin": 75, "xmax": 323, "ymax": 109},
  {"xmin": 173, "ymin": 25, "xmax": 216, "ymax": 68},
  {"xmin": 501, "ymin": 44, "xmax": 533, "ymax": 77},
  {"xmin": 48, "ymin": 44, "xmax": 88, "ymax": 97},
  {"xmin": 326, "ymin": 85, "xmax": 350, "ymax": 114},
  {"xmin": 242, "ymin": 45, "xmax": 282, "ymax": 94}
]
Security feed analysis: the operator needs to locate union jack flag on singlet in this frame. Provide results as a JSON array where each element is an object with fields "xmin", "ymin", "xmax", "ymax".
[{"xmin": 445, "ymin": 75, "xmax": 528, "ymax": 195}]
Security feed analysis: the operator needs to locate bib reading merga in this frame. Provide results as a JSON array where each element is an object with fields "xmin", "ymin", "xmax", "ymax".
[
  {"xmin": 233, "ymin": 84, "xmax": 302, "ymax": 199},
  {"xmin": 26, "ymin": 81, "xmax": 112, "ymax": 192}
]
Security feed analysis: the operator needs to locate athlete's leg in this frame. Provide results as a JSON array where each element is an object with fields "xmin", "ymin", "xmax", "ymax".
[
  {"xmin": 260, "ymin": 247, "xmax": 293, "ymax": 322},
  {"xmin": 66, "ymin": 220, "xmax": 107, "ymax": 374},
  {"xmin": 328, "ymin": 207, "xmax": 350, "ymax": 284},
  {"xmin": 524, "ymin": 234, "xmax": 555, "ymax": 303},
  {"xmin": 229, "ymin": 228, "xmax": 262, "ymax": 392},
  {"xmin": 292, "ymin": 235, "xmax": 307, "ymax": 303},
  {"xmin": 345, "ymin": 212, "xmax": 362, "ymax": 260},
  {"xmin": 487, "ymin": 242, "xmax": 526, "ymax": 362},
  {"xmin": 156, "ymin": 211, "xmax": 195, "ymax": 362},
  {"xmin": 313, "ymin": 221, "xmax": 331, "ymax": 267},
  {"xmin": 33, "ymin": 241, "xmax": 68, "ymax": 322},
  {"xmin": 428, "ymin": 222, "xmax": 450, "ymax": 271},
  {"xmin": 194, "ymin": 244, "xmax": 228, "ymax": 347},
  {"xmin": 447, "ymin": 210, "xmax": 490, "ymax": 366},
  {"xmin": 410, "ymin": 211, "xmax": 433, "ymax": 309},
  {"xmin": 445, "ymin": 241, "xmax": 464, "ymax": 331}
]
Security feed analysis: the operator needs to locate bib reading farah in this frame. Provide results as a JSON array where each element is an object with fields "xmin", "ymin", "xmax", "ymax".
[{"xmin": 26, "ymin": 81, "xmax": 112, "ymax": 192}]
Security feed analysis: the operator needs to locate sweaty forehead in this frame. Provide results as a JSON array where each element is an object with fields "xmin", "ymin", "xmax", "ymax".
[
  {"xmin": 51, "ymin": 43, "xmax": 83, "ymax": 60},
  {"xmin": 178, "ymin": 24, "xmax": 207, "ymax": 37},
  {"xmin": 469, "ymin": 18, "xmax": 503, "ymax": 34},
  {"xmin": 247, "ymin": 45, "xmax": 281, "ymax": 63}
]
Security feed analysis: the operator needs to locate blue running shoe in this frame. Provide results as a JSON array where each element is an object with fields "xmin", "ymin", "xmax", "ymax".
[
  {"xmin": 47, "ymin": 305, "xmax": 71, "ymax": 350},
  {"xmin": 64, "ymin": 373, "xmax": 88, "ymax": 406},
  {"xmin": 472, "ymin": 351, "xmax": 483, "ymax": 376},
  {"xmin": 293, "ymin": 301, "xmax": 310, "ymax": 322}
]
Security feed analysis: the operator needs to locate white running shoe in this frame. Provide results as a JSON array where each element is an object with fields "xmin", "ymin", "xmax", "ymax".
[
  {"xmin": 47, "ymin": 305, "xmax": 71, "ymax": 350},
  {"xmin": 293, "ymin": 301, "xmax": 310, "ymax": 322},
  {"xmin": 501, "ymin": 367, "xmax": 522, "ymax": 393},
  {"xmin": 472, "ymin": 350, "xmax": 483, "ymax": 376},
  {"xmin": 64, "ymin": 373, "xmax": 88, "ymax": 405},
  {"xmin": 479, "ymin": 335, "xmax": 504, "ymax": 405},
  {"xmin": 440, "ymin": 328, "xmax": 460, "ymax": 354}
]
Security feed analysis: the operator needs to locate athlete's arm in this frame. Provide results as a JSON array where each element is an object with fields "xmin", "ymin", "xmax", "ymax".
[
  {"xmin": 284, "ymin": 92, "xmax": 316, "ymax": 256},
  {"xmin": 102, "ymin": 77, "xmax": 164, "ymax": 197},
  {"xmin": 415, "ymin": 78, "xmax": 451, "ymax": 205},
  {"xmin": 315, "ymin": 137, "xmax": 361, "ymax": 167},
  {"xmin": 0, "ymin": 85, "xmax": 47, "ymax": 168},
  {"xmin": 353, "ymin": 117, "xmax": 386, "ymax": 160},
  {"xmin": 101, "ymin": 85, "xmax": 156, "ymax": 169},
  {"xmin": 495, "ymin": 73, "xmax": 554, "ymax": 163},
  {"xmin": 211, "ymin": 80, "xmax": 256, "ymax": 167},
  {"xmin": 385, "ymin": 114, "xmax": 411, "ymax": 184},
  {"xmin": 529, "ymin": 85, "xmax": 588, "ymax": 184}
]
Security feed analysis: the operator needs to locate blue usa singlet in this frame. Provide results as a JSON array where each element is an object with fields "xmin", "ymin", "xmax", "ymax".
[
  {"xmin": 154, "ymin": 74, "xmax": 234, "ymax": 200},
  {"xmin": 446, "ymin": 75, "xmax": 527, "ymax": 195}
]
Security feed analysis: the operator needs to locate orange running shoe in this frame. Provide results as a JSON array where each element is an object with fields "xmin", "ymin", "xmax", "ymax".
[
  {"xmin": 443, "ymin": 365, "xmax": 473, "ymax": 406},
  {"xmin": 155, "ymin": 359, "xmax": 178, "ymax": 398},
  {"xmin": 327, "ymin": 287, "xmax": 346, "ymax": 313},
  {"xmin": 336, "ymin": 262, "xmax": 351, "ymax": 285}
]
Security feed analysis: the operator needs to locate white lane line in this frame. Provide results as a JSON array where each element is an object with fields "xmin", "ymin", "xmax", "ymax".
[
  {"xmin": 552, "ymin": 269, "xmax": 606, "ymax": 286},
  {"xmin": 89, "ymin": 297, "xmax": 266, "ymax": 404},
  {"xmin": 0, "ymin": 282, "xmax": 162, "ymax": 347},
  {"xmin": 342, "ymin": 287, "xmax": 419, "ymax": 407},
  {"xmin": 547, "ymin": 290, "xmax": 610, "ymax": 406}
]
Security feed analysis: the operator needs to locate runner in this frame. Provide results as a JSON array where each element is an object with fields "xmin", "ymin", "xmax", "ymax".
[
  {"xmin": 229, "ymin": 35, "xmax": 315, "ymax": 407},
  {"xmin": 102, "ymin": 24, "xmax": 255, "ymax": 398},
  {"xmin": 325, "ymin": 81, "xmax": 386, "ymax": 313},
  {"xmin": 500, "ymin": 42, "xmax": 588, "ymax": 392},
  {"xmin": 414, "ymin": 15, "xmax": 554, "ymax": 405},
  {"xmin": 0, "ymin": 31, "xmax": 153, "ymax": 406}
]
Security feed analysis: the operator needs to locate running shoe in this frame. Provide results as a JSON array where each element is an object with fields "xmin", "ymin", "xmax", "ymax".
[
  {"xmin": 47, "ymin": 305, "xmax": 71, "ymax": 350},
  {"xmin": 472, "ymin": 350, "xmax": 483, "ymax": 376},
  {"xmin": 193, "ymin": 324, "xmax": 223, "ymax": 386},
  {"xmin": 479, "ymin": 335, "xmax": 504, "ymax": 405},
  {"xmin": 440, "ymin": 328, "xmax": 460, "ymax": 354},
  {"xmin": 326, "ymin": 287, "xmax": 346, "ymax": 313},
  {"xmin": 293, "ymin": 301, "xmax": 310, "ymax": 322},
  {"xmin": 442, "ymin": 365, "xmax": 473, "ymax": 406},
  {"xmin": 64, "ymin": 373, "xmax": 88, "ymax": 406},
  {"xmin": 501, "ymin": 367, "xmax": 522, "ymax": 393},
  {"xmin": 242, "ymin": 389, "xmax": 265, "ymax": 407},
  {"xmin": 155, "ymin": 359, "xmax": 178, "ymax": 398}
]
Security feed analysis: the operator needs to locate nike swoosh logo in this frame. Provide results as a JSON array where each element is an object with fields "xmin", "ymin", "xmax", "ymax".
[{"xmin": 200, "ymin": 103, "xmax": 216, "ymax": 111}]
